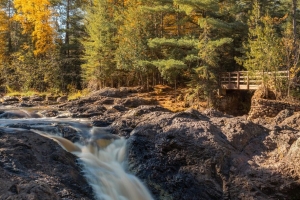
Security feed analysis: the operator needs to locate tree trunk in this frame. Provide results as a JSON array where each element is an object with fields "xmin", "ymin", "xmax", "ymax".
[{"xmin": 65, "ymin": 0, "xmax": 70, "ymax": 57}]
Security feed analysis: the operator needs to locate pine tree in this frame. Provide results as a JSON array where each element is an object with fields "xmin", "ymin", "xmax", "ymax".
[
  {"xmin": 81, "ymin": 0, "xmax": 118, "ymax": 88},
  {"xmin": 196, "ymin": 19, "xmax": 233, "ymax": 105},
  {"xmin": 52, "ymin": 0, "xmax": 88, "ymax": 92},
  {"xmin": 238, "ymin": 0, "xmax": 284, "ymax": 97},
  {"xmin": 115, "ymin": 0, "xmax": 150, "ymax": 87},
  {"xmin": 242, "ymin": 1, "xmax": 283, "ymax": 72},
  {"xmin": 174, "ymin": 0, "xmax": 234, "ymax": 105}
]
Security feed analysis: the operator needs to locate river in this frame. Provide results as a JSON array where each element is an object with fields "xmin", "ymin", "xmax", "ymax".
[{"xmin": 0, "ymin": 108, "xmax": 153, "ymax": 200}]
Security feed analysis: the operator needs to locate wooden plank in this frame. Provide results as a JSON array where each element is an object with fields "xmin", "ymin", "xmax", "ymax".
[
  {"xmin": 247, "ymin": 71, "xmax": 249, "ymax": 90},
  {"xmin": 219, "ymin": 70, "xmax": 289, "ymax": 91}
]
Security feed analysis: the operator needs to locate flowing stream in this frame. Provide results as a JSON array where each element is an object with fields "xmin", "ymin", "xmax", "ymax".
[{"xmin": 0, "ymin": 108, "xmax": 153, "ymax": 200}]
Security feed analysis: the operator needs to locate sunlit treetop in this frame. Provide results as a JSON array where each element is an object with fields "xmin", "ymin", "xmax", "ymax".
[{"xmin": 14, "ymin": 0, "xmax": 55, "ymax": 56}]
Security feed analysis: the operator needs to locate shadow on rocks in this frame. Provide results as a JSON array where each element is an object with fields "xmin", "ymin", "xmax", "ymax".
[
  {"xmin": 119, "ymin": 108, "xmax": 300, "ymax": 200},
  {"xmin": 0, "ymin": 129, "xmax": 95, "ymax": 200}
]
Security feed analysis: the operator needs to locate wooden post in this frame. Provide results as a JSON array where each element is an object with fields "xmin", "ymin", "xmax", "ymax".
[
  {"xmin": 237, "ymin": 72, "xmax": 240, "ymax": 89},
  {"xmin": 247, "ymin": 71, "xmax": 249, "ymax": 90}
]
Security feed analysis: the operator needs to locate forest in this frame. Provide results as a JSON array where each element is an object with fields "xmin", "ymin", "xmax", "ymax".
[{"xmin": 0, "ymin": 0, "xmax": 299, "ymax": 103}]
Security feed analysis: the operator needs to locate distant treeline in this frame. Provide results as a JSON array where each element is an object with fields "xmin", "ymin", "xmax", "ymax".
[{"xmin": 0, "ymin": 0, "xmax": 299, "ymax": 101}]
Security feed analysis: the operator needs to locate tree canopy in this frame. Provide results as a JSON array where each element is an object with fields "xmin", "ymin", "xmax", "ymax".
[{"xmin": 0, "ymin": 0, "xmax": 299, "ymax": 101}]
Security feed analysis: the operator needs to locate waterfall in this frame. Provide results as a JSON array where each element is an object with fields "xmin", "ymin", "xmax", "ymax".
[
  {"xmin": 33, "ymin": 130, "xmax": 153, "ymax": 200},
  {"xmin": 0, "ymin": 112, "xmax": 153, "ymax": 200},
  {"xmin": 75, "ymin": 138, "xmax": 153, "ymax": 200}
]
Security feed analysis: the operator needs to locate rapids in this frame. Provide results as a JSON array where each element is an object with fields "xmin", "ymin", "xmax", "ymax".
[{"xmin": 0, "ymin": 108, "xmax": 153, "ymax": 200}]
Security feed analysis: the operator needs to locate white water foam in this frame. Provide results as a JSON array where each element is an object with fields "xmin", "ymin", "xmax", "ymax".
[
  {"xmin": 74, "ymin": 138, "xmax": 153, "ymax": 200},
  {"xmin": 33, "ymin": 129, "xmax": 153, "ymax": 200}
]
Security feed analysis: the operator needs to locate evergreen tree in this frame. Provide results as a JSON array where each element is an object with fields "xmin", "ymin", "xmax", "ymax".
[
  {"xmin": 195, "ymin": 18, "xmax": 233, "ymax": 105},
  {"xmin": 82, "ymin": 0, "xmax": 118, "ymax": 89},
  {"xmin": 237, "ymin": 0, "xmax": 284, "ymax": 96},
  {"xmin": 115, "ymin": 0, "xmax": 151, "ymax": 87},
  {"xmin": 52, "ymin": 0, "xmax": 88, "ymax": 92},
  {"xmin": 174, "ymin": 0, "xmax": 234, "ymax": 105}
]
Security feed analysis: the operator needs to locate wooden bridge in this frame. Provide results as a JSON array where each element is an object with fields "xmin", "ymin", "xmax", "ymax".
[{"xmin": 220, "ymin": 71, "xmax": 289, "ymax": 90}]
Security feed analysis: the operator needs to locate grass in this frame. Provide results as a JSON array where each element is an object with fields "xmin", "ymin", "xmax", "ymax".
[
  {"xmin": 67, "ymin": 89, "xmax": 90, "ymax": 101},
  {"xmin": 6, "ymin": 91, "xmax": 47, "ymax": 97}
]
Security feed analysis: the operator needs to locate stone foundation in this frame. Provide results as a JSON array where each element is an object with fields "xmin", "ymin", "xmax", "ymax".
[{"xmin": 248, "ymin": 98, "xmax": 300, "ymax": 119}]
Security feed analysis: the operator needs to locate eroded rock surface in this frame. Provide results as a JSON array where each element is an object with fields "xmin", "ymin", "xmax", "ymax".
[
  {"xmin": 108, "ymin": 106, "xmax": 300, "ymax": 200},
  {"xmin": 1, "ymin": 87, "xmax": 300, "ymax": 200},
  {"xmin": 0, "ymin": 129, "xmax": 94, "ymax": 200}
]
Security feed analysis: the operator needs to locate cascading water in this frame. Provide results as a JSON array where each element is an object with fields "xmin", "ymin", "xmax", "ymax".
[
  {"xmin": 38, "ymin": 133, "xmax": 153, "ymax": 200},
  {"xmin": 74, "ymin": 138, "xmax": 153, "ymax": 200},
  {"xmin": 0, "ymin": 108, "xmax": 153, "ymax": 200}
]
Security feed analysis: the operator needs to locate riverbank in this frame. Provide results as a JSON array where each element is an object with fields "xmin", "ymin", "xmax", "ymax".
[{"xmin": 1, "ymin": 87, "xmax": 300, "ymax": 199}]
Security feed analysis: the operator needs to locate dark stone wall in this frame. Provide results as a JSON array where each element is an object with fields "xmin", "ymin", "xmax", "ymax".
[{"xmin": 216, "ymin": 90, "xmax": 253, "ymax": 116}]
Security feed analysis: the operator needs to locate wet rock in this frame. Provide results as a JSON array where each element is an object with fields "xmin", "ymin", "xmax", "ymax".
[
  {"xmin": 92, "ymin": 120, "xmax": 112, "ymax": 127},
  {"xmin": 5, "ymin": 123, "xmax": 31, "ymax": 130},
  {"xmin": 0, "ymin": 110, "xmax": 32, "ymax": 119},
  {"xmin": 40, "ymin": 109, "xmax": 59, "ymax": 117},
  {"xmin": 57, "ymin": 125, "xmax": 81, "ymax": 142},
  {"xmin": 0, "ymin": 128, "xmax": 95, "ymax": 199}
]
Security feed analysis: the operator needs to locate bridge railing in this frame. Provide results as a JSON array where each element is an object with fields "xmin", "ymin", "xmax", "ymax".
[{"xmin": 220, "ymin": 71, "xmax": 289, "ymax": 90}]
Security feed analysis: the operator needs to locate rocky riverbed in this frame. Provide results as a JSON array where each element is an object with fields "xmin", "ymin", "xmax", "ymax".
[{"xmin": 1, "ymin": 87, "xmax": 300, "ymax": 199}]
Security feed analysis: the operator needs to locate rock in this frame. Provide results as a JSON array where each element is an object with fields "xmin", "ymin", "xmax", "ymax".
[
  {"xmin": 116, "ymin": 97, "xmax": 153, "ymax": 108},
  {"xmin": 0, "ymin": 110, "xmax": 35, "ymax": 118},
  {"xmin": 20, "ymin": 96, "xmax": 30, "ymax": 101},
  {"xmin": 57, "ymin": 125, "xmax": 81, "ymax": 142},
  {"xmin": 2, "ymin": 96, "xmax": 19, "ymax": 103},
  {"xmin": 108, "ymin": 106, "xmax": 300, "ymax": 200},
  {"xmin": 46, "ymin": 95, "xmax": 58, "ymax": 102},
  {"xmin": 71, "ymin": 105, "xmax": 107, "ymax": 118},
  {"xmin": 30, "ymin": 95, "xmax": 44, "ymax": 101},
  {"xmin": 17, "ymin": 102, "xmax": 35, "ymax": 107},
  {"xmin": 0, "ymin": 128, "xmax": 95, "ymax": 199},
  {"xmin": 279, "ymin": 112, "xmax": 300, "ymax": 131},
  {"xmin": 90, "ymin": 87, "xmax": 128, "ymax": 98},
  {"xmin": 97, "ymin": 97, "xmax": 115, "ymax": 105},
  {"xmin": 273, "ymin": 109, "xmax": 294, "ymax": 124},
  {"xmin": 92, "ymin": 120, "xmax": 112, "ymax": 127},
  {"xmin": 40, "ymin": 109, "xmax": 59, "ymax": 117},
  {"xmin": 2, "ymin": 87, "xmax": 300, "ymax": 200},
  {"xmin": 57, "ymin": 96, "xmax": 68, "ymax": 103},
  {"xmin": 203, "ymin": 108, "xmax": 227, "ymax": 117}
]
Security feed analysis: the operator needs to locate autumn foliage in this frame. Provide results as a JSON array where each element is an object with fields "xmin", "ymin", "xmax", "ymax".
[
  {"xmin": 14, "ymin": 0, "xmax": 55, "ymax": 56},
  {"xmin": 0, "ymin": 0, "xmax": 299, "ymax": 101}
]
